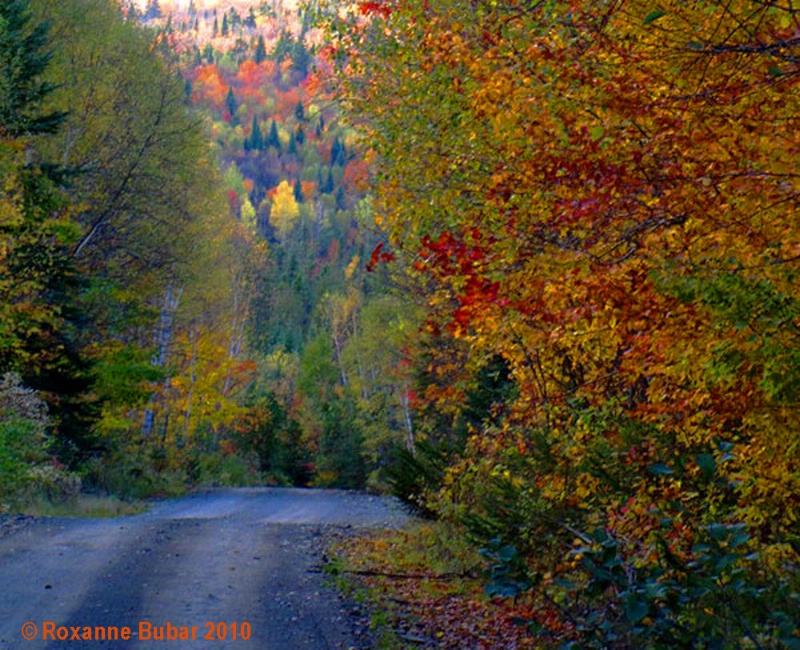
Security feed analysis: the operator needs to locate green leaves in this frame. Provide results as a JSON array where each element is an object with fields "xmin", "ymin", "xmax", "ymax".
[
  {"xmin": 479, "ymin": 538, "xmax": 531, "ymax": 599},
  {"xmin": 643, "ymin": 9, "xmax": 666, "ymax": 25},
  {"xmin": 623, "ymin": 593, "xmax": 648, "ymax": 624}
]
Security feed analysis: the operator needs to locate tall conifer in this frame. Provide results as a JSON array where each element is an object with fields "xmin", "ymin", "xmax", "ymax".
[{"xmin": 0, "ymin": 0, "xmax": 66, "ymax": 136}]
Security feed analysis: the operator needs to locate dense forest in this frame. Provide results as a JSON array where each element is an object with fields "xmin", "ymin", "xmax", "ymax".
[
  {"xmin": 1, "ymin": 0, "xmax": 411, "ymax": 503},
  {"xmin": 2, "ymin": 0, "xmax": 799, "ymax": 646},
  {"xmin": 1, "ymin": 0, "xmax": 256, "ymax": 500}
]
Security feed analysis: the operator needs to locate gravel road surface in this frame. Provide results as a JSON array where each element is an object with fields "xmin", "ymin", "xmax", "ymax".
[{"xmin": 0, "ymin": 488, "xmax": 409, "ymax": 650}]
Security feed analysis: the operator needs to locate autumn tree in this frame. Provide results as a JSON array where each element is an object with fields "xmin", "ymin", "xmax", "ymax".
[
  {"xmin": 4, "ymin": 0, "xmax": 262, "ymax": 490},
  {"xmin": 0, "ymin": 0, "xmax": 77, "ymax": 378},
  {"xmin": 329, "ymin": 0, "xmax": 800, "ymax": 644},
  {"xmin": 268, "ymin": 179, "xmax": 300, "ymax": 240}
]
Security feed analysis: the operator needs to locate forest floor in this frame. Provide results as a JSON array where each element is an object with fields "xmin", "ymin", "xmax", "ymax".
[
  {"xmin": 328, "ymin": 523, "xmax": 543, "ymax": 650},
  {"xmin": 0, "ymin": 488, "xmax": 409, "ymax": 650}
]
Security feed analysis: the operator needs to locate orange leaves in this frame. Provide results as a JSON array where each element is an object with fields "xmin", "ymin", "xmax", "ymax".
[
  {"xmin": 234, "ymin": 60, "xmax": 273, "ymax": 104},
  {"xmin": 336, "ymin": 0, "xmax": 800, "ymax": 620},
  {"xmin": 192, "ymin": 63, "xmax": 227, "ymax": 110},
  {"xmin": 342, "ymin": 158, "xmax": 370, "ymax": 193}
]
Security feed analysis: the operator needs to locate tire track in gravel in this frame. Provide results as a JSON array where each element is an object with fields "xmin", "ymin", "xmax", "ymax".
[{"xmin": 0, "ymin": 488, "xmax": 409, "ymax": 650}]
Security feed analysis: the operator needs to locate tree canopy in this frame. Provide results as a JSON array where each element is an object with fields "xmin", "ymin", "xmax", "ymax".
[{"xmin": 327, "ymin": 0, "xmax": 800, "ymax": 644}]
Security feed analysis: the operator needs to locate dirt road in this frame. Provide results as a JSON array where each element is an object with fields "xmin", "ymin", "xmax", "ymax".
[{"xmin": 0, "ymin": 488, "xmax": 409, "ymax": 650}]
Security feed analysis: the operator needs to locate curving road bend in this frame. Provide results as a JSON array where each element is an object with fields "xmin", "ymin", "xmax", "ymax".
[{"xmin": 0, "ymin": 488, "xmax": 409, "ymax": 650}]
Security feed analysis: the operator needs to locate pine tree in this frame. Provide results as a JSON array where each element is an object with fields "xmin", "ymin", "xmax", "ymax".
[
  {"xmin": 267, "ymin": 119, "xmax": 281, "ymax": 151},
  {"xmin": 0, "ymin": 0, "xmax": 84, "ymax": 431},
  {"xmin": 254, "ymin": 35, "xmax": 267, "ymax": 64},
  {"xmin": 272, "ymin": 30, "xmax": 293, "ymax": 63},
  {"xmin": 248, "ymin": 115, "xmax": 262, "ymax": 151},
  {"xmin": 290, "ymin": 38, "xmax": 311, "ymax": 79},
  {"xmin": 144, "ymin": 0, "xmax": 161, "ymax": 20},
  {"xmin": 295, "ymin": 100, "xmax": 305, "ymax": 122},
  {"xmin": 225, "ymin": 86, "xmax": 237, "ymax": 122},
  {"xmin": 335, "ymin": 185, "xmax": 346, "ymax": 210},
  {"xmin": 0, "ymin": 0, "xmax": 67, "ymax": 136},
  {"xmin": 125, "ymin": 1, "xmax": 139, "ymax": 21},
  {"xmin": 330, "ymin": 137, "xmax": 342, "ymax": 167},
  {"xmin": 293, "ymin": 178, "xmax": 304, "ymax": 203},
  {"xmin": 221, "ymin": 13, "xmax": 229, "ymax": 37},
  {"xmin": 321, "ymin": 168, "xmax": 334, "ymax": 194}
]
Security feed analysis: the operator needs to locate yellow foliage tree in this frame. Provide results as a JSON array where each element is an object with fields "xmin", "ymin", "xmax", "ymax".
[{"xmin": 268, "ymin": 180, "xmax": 299, "ymax": 240}]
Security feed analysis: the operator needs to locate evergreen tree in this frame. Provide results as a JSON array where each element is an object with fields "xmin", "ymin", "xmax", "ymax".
[
  {"xmin": 245, "ymin": 8, "xmax": 257, "ymax": 29},
  {"xmin": 221, "ymin": 13, "xmax": 229, "ymax": 37},
  {"xmin": 330, "ymin": 137, "xmax": 342, "ymax": 167},
  {"xmin": 266, "ymin": 119, "xmax": 281, "ymax": 151},
  {"xmin": 144, "ymin": 0, "xmax": 161, "ymax": 21},
  {"xmin": 295, "ymin": 125, "xmax": 305, "ymax": 146},
  {"xmin": 321, "ymin": 168, "xmax": 334, "ymax": 193},
  {"xmin": 335, "ymin": 185, "xmax": 346, "ymax": 210},
  {"xmin": 225, "ymin": 86, "xmax": 237, "ymax": 122},
  {"xmin": 247, "ymin": 114, "xmax": 262, "ymax": 151},
  {"xmin": 293, "ymin": 177, "xmax": 304, "ymax": 203},
  {"xmin": 295, "ymin": 100, "xmax": 305, "ymax": 122},
  {"xmin": 290, "ymin": 38, "xmax": 311, "ymax": 79},
  {"xmin": 0, "ymin": 0, "xmax": 87, "ymax": 453},
  {"xmin": 254, "ymin": 35, "xmax": 267, "ymax": 64},
  {"xmin": 272, "ymin": 30, "xmax": 293, "ymax": 63},
  {"xmin": 125, "ymin": 1, "xmax": 139, "ymax": 21},
  {"xmin": 0, "ymin": 0, "xmax": 67, "ymax": 136}
]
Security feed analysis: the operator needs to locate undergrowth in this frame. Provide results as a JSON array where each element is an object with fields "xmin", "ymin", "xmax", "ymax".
[{"xmin": 327, "ymin": 521, "xmax": 543, "ymax": 649}]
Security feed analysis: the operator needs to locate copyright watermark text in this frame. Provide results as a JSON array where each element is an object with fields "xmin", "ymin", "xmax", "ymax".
[{"xmin": 20, "ymin": 620, "xmax": 252, "ymax": 642}]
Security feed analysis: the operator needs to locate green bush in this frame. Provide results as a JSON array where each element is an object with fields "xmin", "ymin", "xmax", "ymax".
[
  {"xmin": 0, "ymin": 373, "xmax": 76, "ymax": 510},
  {"xmin": 190, "ymin": 451, "xmax": 261, "ymax": 487},
  {"xmin": 82, "ymin": 450, "xmax": 187, "ymax": 500},
  {"xmin": 385, "ymin": 439, "xmax": 452, "ymax": 517},
  {"xmin": 0, "ymin": 418, "xmax": 47, "ymax": 508},
  {"xmin": 552, "ymin": 524, "xmax": 800, "ymax": 649}
]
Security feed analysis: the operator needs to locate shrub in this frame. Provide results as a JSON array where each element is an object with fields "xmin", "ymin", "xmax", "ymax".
[{"xmin": 0, "ymin": 373, "xmax": 81, "ymax": 510}]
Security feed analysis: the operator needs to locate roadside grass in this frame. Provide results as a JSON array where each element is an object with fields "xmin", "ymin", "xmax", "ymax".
[
  {"xmin": 20, "ymin": 494, "xmax": 148, "ymax": 518},
  {"xmin": 327, "ymin": 521, "xmax": 542, "ymax": 649}
]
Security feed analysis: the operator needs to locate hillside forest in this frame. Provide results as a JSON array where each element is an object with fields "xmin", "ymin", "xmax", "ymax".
[{"xmin": 1, "ymin": 0, "xmax": 798, "ymax": 646}]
